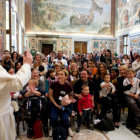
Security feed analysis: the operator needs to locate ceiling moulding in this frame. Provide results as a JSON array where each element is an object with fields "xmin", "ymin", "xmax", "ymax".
[{"xmin": 25, "ymin": 32, "xmax": 114, "ymax": 38}]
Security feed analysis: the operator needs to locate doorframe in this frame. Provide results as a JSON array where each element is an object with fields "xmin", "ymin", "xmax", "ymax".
[{"xmin": 38, "ymin": 40, "xmax": 57, "ymax": 53}]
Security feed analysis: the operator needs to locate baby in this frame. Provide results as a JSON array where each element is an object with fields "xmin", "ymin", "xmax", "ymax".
[
  {"xmin": 61, "ymin": 91, "xmax": 76, "ymax": 116},
  {"xmin": 100, "ymin": 74, "xmax": 115, "ymax": 98}
]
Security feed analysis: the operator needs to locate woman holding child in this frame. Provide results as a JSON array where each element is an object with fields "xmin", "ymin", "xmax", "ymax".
[
  {"xmin": 93, "ymin": 62, "xmax": 120, "ymax": 128},
  {"xmin": 49, "ymin": 69, "xmax": 73, "ymax": 136}
]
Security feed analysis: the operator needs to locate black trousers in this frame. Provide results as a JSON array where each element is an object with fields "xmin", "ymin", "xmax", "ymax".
[
  {"xmin": 78, "ymin": 109, "xmax": 92, "ymax": 127},
  {"xmin": 100, "ymin": 95, "xmax": 120, "ymax": 122},
  {"xmin": 40, "ymin": 97, "xmax": 49, "ymax": 128},
  {"xmin": 26, "ymin": 103, "xmax": 40, "ymax": 128}
]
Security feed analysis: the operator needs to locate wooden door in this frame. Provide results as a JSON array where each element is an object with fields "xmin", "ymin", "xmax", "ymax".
[
  {"xmin": 42, "ymin": 44, "xmax": 53, "ymax": 56},
  {"xmin": 74, "ymin": 42, "xmax": 87, "ymax": 54},
  {"xmin": 74, "ymin": 42, "xmax": 81, "ymax": 53},
  {"xmin": 82, "ymin": 42, "xmax": 87, "ymax": 54}
]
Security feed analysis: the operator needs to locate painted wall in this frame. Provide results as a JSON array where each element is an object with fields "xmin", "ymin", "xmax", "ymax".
[
  {"xmin": 116, "ymin": 0, "xmax": 140, "ymax": 36},
  {"xmin": 130, "ymin": 34, "xmax": 140, "ymax": 54},
  {"xmin": 92, "ymin": 40, "xmax": 116, "ymax": 53},
  {"xmin": 25, "ymin": 36, "xmax": 116, "ymax": 56},
  {"xmin": 0, "ymin": 0, "xmax": 6, "ymax": 59},
  {"xmin": 27, "ymin": 0, "xmax": 112, "ymax": 35}
]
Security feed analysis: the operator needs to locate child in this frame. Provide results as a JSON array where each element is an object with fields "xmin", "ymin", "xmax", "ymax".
[
  {"xmin": 77, "ymin": 84, "xmax": 94, "ymax": 132},
  {"xmin": 123, "ymin": 68, "xmax": 140, "ymax": 96},
  {"xmin": 45, "ymin": 68, "xmax": 57, "ymax": 95},
  {"xmin": 123, "ymin": 68, "xmax": 140, "ymax": 128},
  {"xmin": 88, "ymin": 59, "xmax": 97, "ymax": 77},
  {"xmin": 99, "ymin": 74, "xmax": 119, "ymax": 128},
  {"xmin": 100, "ymin": 74, "xmax": 115, "ymax": 98},
  {"xmin": 61, "ymin": 91, "xmax": 76, "ymax": 116}
]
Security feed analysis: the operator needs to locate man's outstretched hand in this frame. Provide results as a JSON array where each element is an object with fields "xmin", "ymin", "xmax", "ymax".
[{"xmin": 23, "ymin": 50, "xmax": 33, "ymax": 66}]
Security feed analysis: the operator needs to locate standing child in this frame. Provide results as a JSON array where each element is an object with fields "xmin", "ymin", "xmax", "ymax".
[{"xmin": 77, "ymin": 84, "xmax": 94, "ymax": 132}]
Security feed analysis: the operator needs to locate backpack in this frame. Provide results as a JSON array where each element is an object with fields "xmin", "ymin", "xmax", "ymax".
[
  {"xmin": 52, "ymin": 123, "xmax": 68, "ymax": 140},
  {"xmin": 33, "ymin": 119, "xmax": 43, "ymax": 138},
  {"xmin": 94, "ymin": 117, "xmax": 115, "ymax": 132}
]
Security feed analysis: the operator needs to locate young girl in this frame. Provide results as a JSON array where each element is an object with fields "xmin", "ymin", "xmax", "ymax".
[
  {"xmin": 77, "ymin": 84, "xmax": 94, "ymax": 132},
  {"xmin": 68, "ymin": 68, "xmax": 79, "ymax": 85},
  {"xmin": 45, "ymin": 68, "xmax": 57, "ymax": 94}
]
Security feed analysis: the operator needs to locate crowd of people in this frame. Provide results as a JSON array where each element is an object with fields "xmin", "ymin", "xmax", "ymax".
[{"xmin": 0, "ymin": 48, "xmax": 140, "ymax": 139}]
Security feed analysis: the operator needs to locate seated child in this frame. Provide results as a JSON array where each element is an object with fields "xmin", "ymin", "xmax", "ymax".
[
  {"xmin": 61, "ymin": 91, "xmax": 76, "ymax": 116},
  {"xmin": 10, "ymin": 91, "xmax": 22, "ymax": 117},
  {"xmin": 77, "ymin": 84, "xmax": 94, "ymax": 132},
  {"xmin": 123, "ymin": 68, "xmax": 140, "ymax": 128}
]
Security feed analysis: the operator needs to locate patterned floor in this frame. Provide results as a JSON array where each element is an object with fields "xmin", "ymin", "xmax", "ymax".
[
  {"xmin": 17, "ymin": 111, "xmax": 140, "ymax": 140},
  {"xmin": 18, "ymin": 129, "xmax": 109, "ymax": 140}
]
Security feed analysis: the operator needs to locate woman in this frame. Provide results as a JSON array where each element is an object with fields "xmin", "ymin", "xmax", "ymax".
[
  {"xmin": 94, "ymin": 63, "xmax": 120, "ymax": 128},
  {"xmin": 31, "ymin": 68, "xmax": 44, "ymax": 90},
  {"xmin": 112, "ymin": 65, "xmax": 132, "ymax": 127},
  {"xmin": 11, "ymin": 51, "xmax": 19, "ymax": 64},
  {"xmin": 33, "ymin": 54, "xmax": 47, "ymax": 76},
  {"xmin": 110, "ymin": 67, "xmax": 119, "ymax": 81},
  {"xmin": 122, "ymin": 54, "xmax": 130, "ymax": 67},
  {"xmin": 93, "ymin": 62, "xmax": 108, "ymax": 102},
  {"xmin": 79, "ymin": 61, "xmax": 88, "ymax": 71},
  {"xmin": 23, "ymin": 68, "xmax": 48, "ymax": 137},
  {"xmin": 49, "ymin": 69, "xmax": 73, "ymax": 135},
  {"xmin": 15, "ymin": 61, "xmax": 22, "ymax": 73}
]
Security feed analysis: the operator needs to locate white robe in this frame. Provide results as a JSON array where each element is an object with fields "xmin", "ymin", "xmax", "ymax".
[{"xmin": 0, "ymin": 64, "xmax": 31, "ymax": 140}]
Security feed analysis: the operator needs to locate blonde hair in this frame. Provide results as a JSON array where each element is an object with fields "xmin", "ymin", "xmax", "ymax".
[
  {"xmin": 119, "ymin": 65, "xmax": 128, "ymax": 71},
  {"xmin": 61, "ymin": 69, "xmax": 69, "ymax": 77},
  {"xmin": 127, "ymin": 68, "xmax": 135, "ymax": 74},
  {"xmin": 28, "ymin": 79, "xmax": 38, "ymax": 86}
]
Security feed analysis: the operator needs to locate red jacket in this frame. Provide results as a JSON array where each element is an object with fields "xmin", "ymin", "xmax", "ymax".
[{"xmin": 77, "ymin": 94, "xmax": 94, "ymax": 113}]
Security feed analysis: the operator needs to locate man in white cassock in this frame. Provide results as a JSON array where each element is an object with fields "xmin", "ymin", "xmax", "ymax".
[{"xmin": 0, "ymin": 51, "xmax": 32, "ymax": 140}]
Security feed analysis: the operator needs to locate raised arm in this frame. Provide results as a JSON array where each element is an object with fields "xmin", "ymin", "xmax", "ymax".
[{"xmin": 0, "ymin": 51, "xmax": 32, "ymax": 93}]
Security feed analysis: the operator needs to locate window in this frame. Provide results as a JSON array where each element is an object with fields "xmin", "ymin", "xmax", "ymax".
[
  {"xmin": 123, "ymin": 35, "xmax": 128, "ymax": 54},
  {"xmin": 6, "ymin": 0, "xmax": 11, "ymax": 52}
]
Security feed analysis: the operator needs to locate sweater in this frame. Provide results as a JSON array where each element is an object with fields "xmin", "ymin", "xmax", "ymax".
[{"xmin": 78, "ymin": 94, "xmax": 93, "ymax": 113}]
